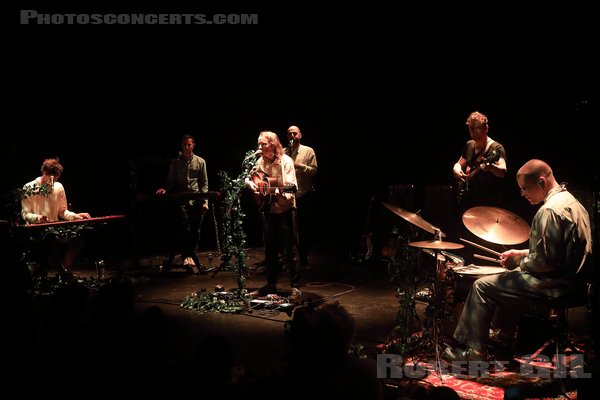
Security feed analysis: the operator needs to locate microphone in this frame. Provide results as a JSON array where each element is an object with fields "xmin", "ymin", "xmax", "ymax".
[
  {"xmin": 289, "ymin": 139, "xmax": 294, "ymax": 147},
  {"xmin": 253, "ymin": 149, "xmax": 262, "ymax": 156}
]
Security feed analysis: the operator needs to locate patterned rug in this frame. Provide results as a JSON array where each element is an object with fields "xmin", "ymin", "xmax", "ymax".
[{"xmin": 423, "ymin": 371, "xmax": 577, "ymax": 399}]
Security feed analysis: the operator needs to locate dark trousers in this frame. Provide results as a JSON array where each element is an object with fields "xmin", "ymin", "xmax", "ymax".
[
  {"xmin": 167, "ymin": 201, "xmax": 204, "ymax": 265},
  {"xmin": 263, "ymin": 208, "xmax": 299, "ymax": 286},
  {"xmin": 296, "ymin": 191, "xmax": 316, "ymax": 263},
  {"xmin": 28, "ymin": 235, "xmax": 84, "ymax": 274},
  {"xmin": 453, "ymin": 269, "xmax": 556, "ymax": 352}
]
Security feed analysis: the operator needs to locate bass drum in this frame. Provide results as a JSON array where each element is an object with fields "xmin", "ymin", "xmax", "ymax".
[{"xmin": 448, "ymin": 264, "xmax": 507, "ymax": 301}]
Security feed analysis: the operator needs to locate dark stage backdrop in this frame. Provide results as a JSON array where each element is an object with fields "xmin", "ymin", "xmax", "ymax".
[{"xmin": 7, "ymin": 5, "xmax": 597, "ymax": 257}]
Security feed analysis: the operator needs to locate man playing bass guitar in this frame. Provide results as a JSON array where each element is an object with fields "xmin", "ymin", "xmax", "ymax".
[
  {"xmin": 451, "ymin": 111, "xmax": 508, "ymax": 266},
  {"xmin": 453, "ymin": 111, "xmax": 507, "ymax": 210}
]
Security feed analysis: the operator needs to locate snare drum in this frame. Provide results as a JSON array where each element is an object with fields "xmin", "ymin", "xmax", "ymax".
[{"xmin": 448, "ymin": 264, "xmax": 506, "ymax": 300}]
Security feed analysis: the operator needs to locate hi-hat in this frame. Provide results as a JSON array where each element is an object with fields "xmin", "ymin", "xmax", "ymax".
[
  {"xmin": 382, "ymin": 202, "xmax": 445, "ymax": 237},
  {"xmin": 408, "ymin": 240, "xmax": 464, "ymax": 250},
  {"xmin": 462, "ymin": 206, "xmax": 530, "ymax": 245}
]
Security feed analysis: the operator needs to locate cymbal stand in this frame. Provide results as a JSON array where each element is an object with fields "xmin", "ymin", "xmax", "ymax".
[
  {"xmin": 211, "ymin": 203, "xmax": 221, "ymax": 256},
  {"xmin": 427, "ymin": 251, "xmax": 448, "ymax": 382},
  {"xmin": 427, "ymin": 229, "xmax": 446, "ymax": 382}
]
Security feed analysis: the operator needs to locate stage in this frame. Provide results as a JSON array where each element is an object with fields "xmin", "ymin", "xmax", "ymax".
[{"xmin": 2, "ymin": 246, "xmax": 594, "ymax": 399}]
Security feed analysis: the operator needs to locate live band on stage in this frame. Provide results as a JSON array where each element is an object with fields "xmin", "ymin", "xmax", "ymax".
[
  {"xmin": 12, "ymin": 191, "xmax": 222, "ymax": 278},
  {"xmin": 15, "ymin": 180, "xmax": 531, "ymax": 285}
]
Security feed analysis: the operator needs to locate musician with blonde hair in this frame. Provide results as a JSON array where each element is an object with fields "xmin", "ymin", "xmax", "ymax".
[{"xmin": 245, "ymin": 131, "xmax": 299, "ymax": 295}]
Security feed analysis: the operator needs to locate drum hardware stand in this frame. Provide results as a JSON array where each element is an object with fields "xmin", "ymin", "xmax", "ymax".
[
  {"xmin": 430, "ymin": 254, "xmax": 447, "ymax": 382},
  {"xmin": 423, "ymin": 229, "xmax": 450, "ymax": 382},
  {"xmin": 407, "ymin": 228, "xmax": 464, "ymax": 382},
  {"xmin": 211, "ymin": 203, "xmax": 222, "ymax": 256}
]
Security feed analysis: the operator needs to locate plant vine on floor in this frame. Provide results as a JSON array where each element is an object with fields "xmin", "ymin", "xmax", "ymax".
[{"xmin": 181, "ymin": 149, "xmax": 258, "ymax": 313}]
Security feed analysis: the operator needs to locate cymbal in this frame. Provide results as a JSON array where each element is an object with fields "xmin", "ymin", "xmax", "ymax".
[
  {"xmin": 408, "ymin": 240, "xmax": 464, "ymax": 250},
  {"xmin": 462, "ymin": 206, "xmax": 530, "ymax": 245},
  {"xmin": 382, "ymin": 202, "xmax": 446, "ymax": 237}
]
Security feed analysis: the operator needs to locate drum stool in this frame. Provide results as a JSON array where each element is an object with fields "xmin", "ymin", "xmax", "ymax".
[{"xmin": 522, "ymin": 283, "xmax": 593, "ymax": 365}]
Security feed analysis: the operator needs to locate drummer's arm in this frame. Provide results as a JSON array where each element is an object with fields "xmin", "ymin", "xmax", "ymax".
[{"xmin": 500, "ymin": 249, "xmax": 528, "ymax": 270}]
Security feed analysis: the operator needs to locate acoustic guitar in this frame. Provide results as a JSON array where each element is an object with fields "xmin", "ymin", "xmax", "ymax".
[{"xmin": 251, "ymin": 171, "xmax": 297, "ymax": 209}]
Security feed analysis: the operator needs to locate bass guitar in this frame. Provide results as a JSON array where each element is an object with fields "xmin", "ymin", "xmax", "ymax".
[
  {"xmin": 251, "ymin": 171, "xmax": 297, "ymax": 209},
  {"xmin": 456, "ymin": 149, "xmax": 500, "ymax": 202}
]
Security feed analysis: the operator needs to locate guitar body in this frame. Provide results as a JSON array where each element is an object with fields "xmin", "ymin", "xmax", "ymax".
[
  {"xmin": 252, "ymin": 171, "xmax": 296, "ymax": 209},
  {"xmin": 456, "ymin": 149, "xmax": 500, "ymax": 203}
]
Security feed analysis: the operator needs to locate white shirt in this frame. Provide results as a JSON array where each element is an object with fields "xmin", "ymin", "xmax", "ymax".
[{"xmin": 21, "ymin": 177, "xmax": 77, "ymax": 224}]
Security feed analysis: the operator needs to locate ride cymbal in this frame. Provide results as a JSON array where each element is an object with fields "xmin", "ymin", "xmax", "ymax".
[{"xmin": 462, "ymin": 206, "xmax": 530, "ymax": 245}]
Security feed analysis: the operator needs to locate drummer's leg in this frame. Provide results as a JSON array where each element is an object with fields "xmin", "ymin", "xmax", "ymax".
[
  {"xmin": 456, "ymin": 271, "xmax": 543, "ymax": 352},
  {"xmin": 453, "ymin": 275, "xmax": 497, "ymax": 352}
]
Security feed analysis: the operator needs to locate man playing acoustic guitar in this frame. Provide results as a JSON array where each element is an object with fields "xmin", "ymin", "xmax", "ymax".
[{"xmin": 245, "ymin": 131, "xmax": 300, "ymax": 295}]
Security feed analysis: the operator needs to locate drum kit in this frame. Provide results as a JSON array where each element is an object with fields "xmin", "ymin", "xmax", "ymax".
[
  {"xmin": 383, "ymin": 202, "xmax": 530, "ymax": 378},
  {"xmin": 383, "ymin": 203, "xmax": 530, "ymax": 283}
]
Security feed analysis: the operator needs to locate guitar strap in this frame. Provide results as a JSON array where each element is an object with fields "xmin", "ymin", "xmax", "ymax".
[{"xmin": 473, "ymin": 138, "xmax": 495, "ymax": 165}]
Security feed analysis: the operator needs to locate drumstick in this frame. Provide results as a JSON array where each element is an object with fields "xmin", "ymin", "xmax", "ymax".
[
  {"xmin": 459, "ymin": 238, "xmax": 502, "ymax": 256},
  {"xmin": 474, "ymin": 254, "xmax": 501, "ymax": 264}
]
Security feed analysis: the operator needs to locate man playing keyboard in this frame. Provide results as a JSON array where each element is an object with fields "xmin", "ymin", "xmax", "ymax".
[{"xmin": 21, "ymin": 157, "xmax": 91, "ymax": 282}]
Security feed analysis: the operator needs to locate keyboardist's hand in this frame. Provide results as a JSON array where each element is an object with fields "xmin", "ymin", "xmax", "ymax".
[{"xmin": 73, "ymin": 213, "xmax": 92, "ymax": 220}]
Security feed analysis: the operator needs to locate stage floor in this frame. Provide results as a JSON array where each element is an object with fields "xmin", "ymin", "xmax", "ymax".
[{"xmin": 8, "ymin": 247, "xmax": 595, "ymax": 399}]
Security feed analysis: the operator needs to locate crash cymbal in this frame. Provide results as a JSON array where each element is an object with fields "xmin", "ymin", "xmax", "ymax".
[
  {"xmin": 462, "ymin": 206, "xmax": 530, "ymax": 245},
  {"xmin": 408, "ymin": 240, "xmax": 464, "ymax": 250},
  {"xmin": 382, "ymin": 202, "xmax": 446, "ymax": 237}
]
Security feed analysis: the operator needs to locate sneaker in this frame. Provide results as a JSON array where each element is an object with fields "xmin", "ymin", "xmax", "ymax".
[
  {"xmin": 290, "ymin": 287, "xmax": 302, "ymax": 303},
  {"xmin": 183, "ymin": 257, "xmax": 195, "ymax": 266},
  {"xmin": 442, "ymin": 345, "xmax": 487, "ymax": 363}
]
